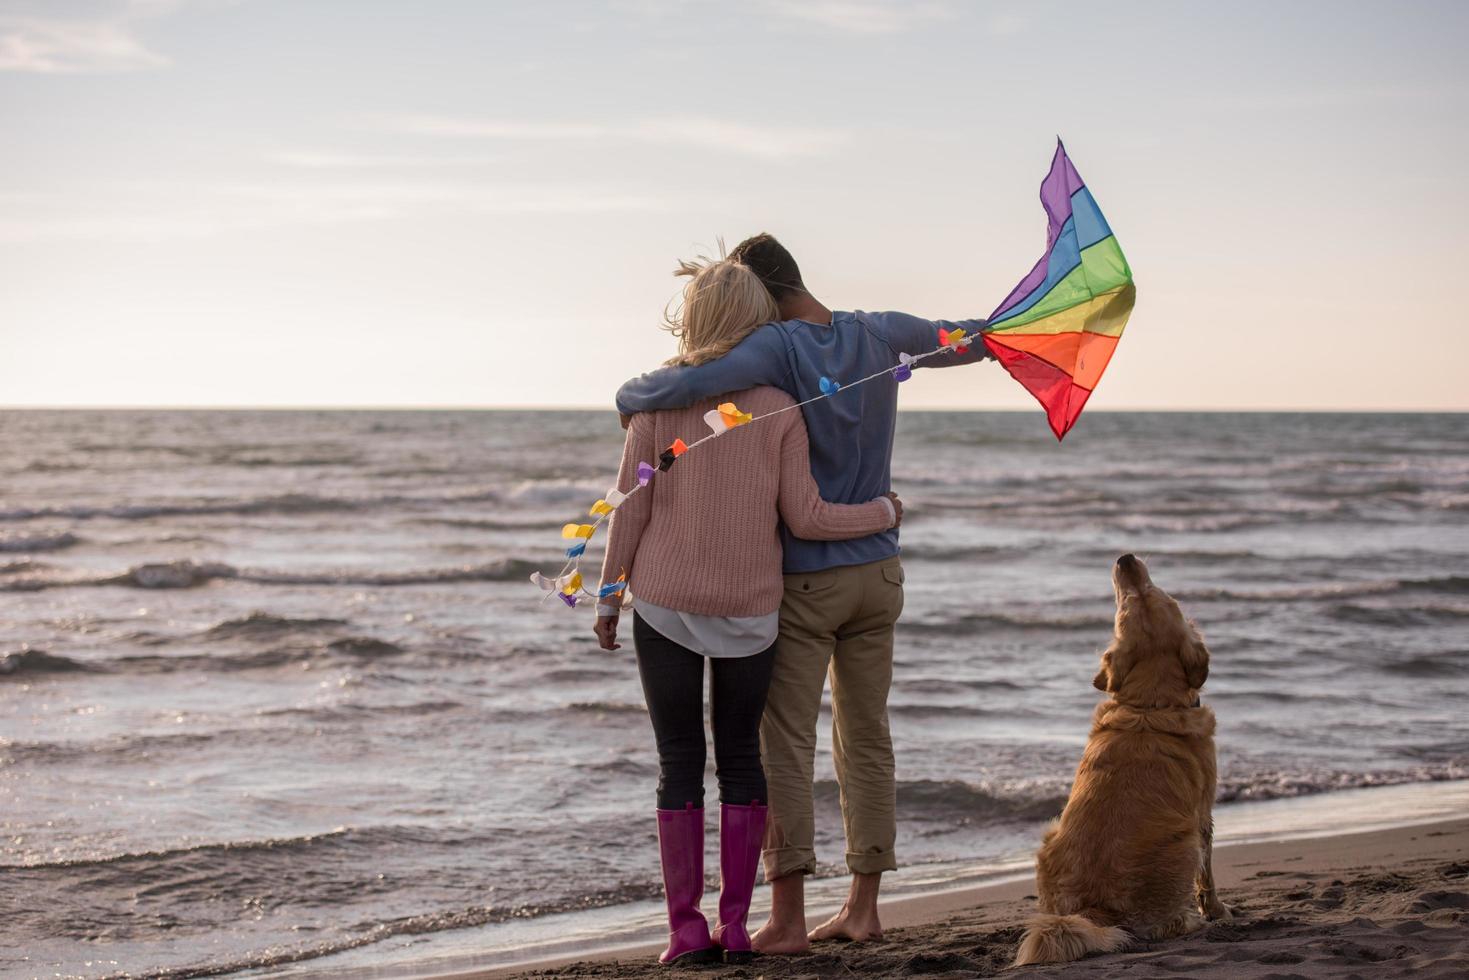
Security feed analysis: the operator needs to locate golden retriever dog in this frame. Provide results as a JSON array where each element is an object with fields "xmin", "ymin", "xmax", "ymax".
[{"xmin": 1014, "ymin": 554, "xmax": 1228, "ymax": 967}]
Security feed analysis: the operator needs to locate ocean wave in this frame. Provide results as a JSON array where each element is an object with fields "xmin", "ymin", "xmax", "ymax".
[
  {"xmin": 565, "ymin": 700, "xmax": 647, "ymax": 716},
  {"xmin": 901, "ymin": 677, "xmax": 1024, "ymax": 694},
  {"xmin": 3, "ymin": 817, "xmax": 590, "ymax": 873},
  {"xmin": 895, "ymin": 544, "xmax": 1030, "ymax": 563},
  {"xmin": 321, "ymin": 637, "xmax": 404, "ymax": 657},
  {"xmin": 1396, "ymin": 740, "xmax": 1469, "ymax": 763},
  {"xmin": 1377, "ymin": 651, "xmax": 1469, "ymax": 677},
  {"xmin": 257, "ymin": 699, "xmax": 467, "ymax": 722},
  {"xmin": 1080, "ymin": 546, "xmax": 1264, "ymax": 564},
  {"xmin": 126, "ymin": 880, "xmax": 667, "ymax": 980},
  {"xmin": 1402, "ymin": 575, "xmax": 1469, "ymax": 595},
  {"xmin": 0, "ymin": 636, "xmax": 407, "ymax": 678},
  {"xmin": 0, "ymin": 488, "xmax": 501, "ymax": 523},
  {"xmin": 226, "ymin": 453, "xmax": 362, "ymax": 468},
  {"xmin": 1328, "ymin": 602, "xmax": 1469, "ymax": 628},
  {"xmin": 0, "ymin": 559, "xmax": 46, "ymax": 575},
  {"xmin": 576, "ymin": 756, "xmax": 658, "ymax": 777},
  {"xmin": 409, "ymin": 516, "xmax": 567, "ymax": 532},
  {"xmin": 243, "ymin": 559, "xmax": 543, "ymax": 587},
  {"xmin": 0, "ymin": 530, "xmax": 79, "ymax": 553},
  {"xmin": 1172, "ymin": 581, "xmax": 1401, "ymax": 603},
  {"xmin": 0, "ymin": 557, "xmax": 543, "ymax": 592},
  {"xmin": 806, "ymin": 767, "xmax": 1469, "ymax": 826},
  {"xmin": 2, "ymin": 715, "xmax": 468, "ymax": 769},
  {"xmin": 0, "ymin": 560, "xmax": 236, "ymax": 591},
  {"xmin": 900, "ymin": 610, "xmax": 1113, "ymax": 635},
  {"xmin": 540, "ymin": 665, "xmax": 621, "ymax": 683},
  {"xmin": 1286, "ymin": 478, "xmax": 1428, "ymax": 499},
  {"xmin": 503, "ymin": 478, "xmax": 608, "ymax": 506},
  {"xmin": 813, "ymin": 768, "xmax": 1469, "ymax": 829},
  {"xmin": 1216, "ymin": 762, "xmax": 1468, "ymax": 804},
  {"xmin": 201, "ymin": 612, "xmax": 350, "ymax": 640},
  {"xmin": 889, "ymin": 702, "xmax": 1016, "ymax": 720},
  {"xmin": 1171, "ymin": 576, "xmax": 1469, "ymax": 605},
  {"xmin": 4, "ymin": 826, "xmax": 360, "ymax": 871},
  {"xmin": 3, "ymin": 730, "xmax": 226, "ymax": 766},
  {"xmin": 815, "ymin": 778, "xmax": 1068, "ymax": 825},
  {"xmin": 912, "ymin": 498, "xmax": 1333, "ymax": 533},
  {"xmin": 18, "ymin": 459, "xmax": 85, "ymax": 472},
  {"xmin": 1107, "ymin": 512, "xmax": 1313, "ymax": 533},
  {"xmin": 0, "ymin": 648, "xmax": 97, "ymax": 677},
  {"xmin": 134, "ymin": 637, "xmax": 406, "ymax": 671}
]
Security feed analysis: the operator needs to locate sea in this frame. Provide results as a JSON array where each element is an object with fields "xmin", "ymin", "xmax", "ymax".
[{"xmin": 3, "ymin": 409, "xmax": 1467, "ymax": 978}]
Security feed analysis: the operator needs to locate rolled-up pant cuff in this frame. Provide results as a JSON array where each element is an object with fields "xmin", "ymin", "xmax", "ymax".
[
  {"xmin": 846, "ymin": 849, "xmax": 897, "ymax": 875},
  {"xmin": 762, "ymin": 846, "xmax": 817, "ymax": 880}
]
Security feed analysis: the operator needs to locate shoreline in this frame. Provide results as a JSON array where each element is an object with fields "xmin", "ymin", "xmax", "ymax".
[
  {"xmin": 483, "ymin": 816, "xmax": 1469, "ymax": 979},
  {"xmin": 282, "ymin": 779, "xmax": 1469, "ymax": 979}
]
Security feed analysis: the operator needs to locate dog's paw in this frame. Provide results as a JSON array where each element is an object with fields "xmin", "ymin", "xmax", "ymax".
[{"xmin": 1202, "ymin": 901, "xmax": 1234, "ymax": 923}]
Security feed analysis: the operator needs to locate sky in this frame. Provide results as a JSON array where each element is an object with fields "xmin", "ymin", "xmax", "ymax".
[{"xmin": 2, "ymin": 0, "xmax": 1467, "ymax": 410}]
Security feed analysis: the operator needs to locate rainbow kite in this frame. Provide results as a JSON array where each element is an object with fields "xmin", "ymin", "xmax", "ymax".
[
  {"xmin": 982, "ymin": 140, "xmax": 1135, "ymax": 440},
  {"xmin": 530, "ymin": 141, "xmax": 1134, "ymax": 606}
]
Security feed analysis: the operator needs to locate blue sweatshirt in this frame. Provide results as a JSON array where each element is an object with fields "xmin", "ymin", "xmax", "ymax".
[{"xmin": 615, "ymin": 310, "xmax": 991, "ymax": 573}]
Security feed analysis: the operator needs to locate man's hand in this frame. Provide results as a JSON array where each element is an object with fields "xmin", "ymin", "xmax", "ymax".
[
  {"xmin": 886, "ymin": 492, "xmax": 903, "ymax": 527},
  {"xmin": 594, "ymin": 614, "xmax": 621, "ymax": 650}
]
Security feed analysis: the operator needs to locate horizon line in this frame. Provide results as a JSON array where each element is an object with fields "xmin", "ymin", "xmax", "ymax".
[{"xmin": 1, "ymin": 405, "xmax": 1465, "ymax": 414}]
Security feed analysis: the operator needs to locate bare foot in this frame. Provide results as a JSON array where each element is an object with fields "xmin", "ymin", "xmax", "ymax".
[
  {"xmin": 808, "ymin": 901, "xmax": 883, "ymax": 943},
  {"xmin": 752, "ymin": 917, "xmax": 810, "ymax": 955}
]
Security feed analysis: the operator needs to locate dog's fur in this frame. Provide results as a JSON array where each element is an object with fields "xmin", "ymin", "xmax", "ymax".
[{"xmin": 1014, "ymin": 555, "xmax": 1229, "ymax": 967}]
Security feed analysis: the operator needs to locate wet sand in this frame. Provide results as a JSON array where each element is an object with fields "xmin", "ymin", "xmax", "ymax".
[{"xmin": 482, "ymin": 817, "xmax": 1469, "ymax": 978}]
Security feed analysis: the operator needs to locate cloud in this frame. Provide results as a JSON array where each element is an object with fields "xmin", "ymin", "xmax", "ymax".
[
  {"xmin": 986, "ymin": 11, "xmax": 1027, "ymax": 37},
  {"xmin": 761, "ymin": 0, "xmax": 953, "ymax": 35},
  {"xmin": 374, "ymin": 114, "xmax": 850, "ymax": 160},
  {"xmin": 635, "ymin": 117, "xmax": 848, "ymax": 158},
  {"xmin": 0, "ymin": 180, "xmax": 669, "ymax": 243},
  {"xmin": 384, "ymin": 118, "xmax": 608, "ymax": 141},
  {"xmin": 1194, "ymin": 82, "xmax": 1463, "ymax": 112},
  {"xmin": 264, "ymin": 149, "xmax": 504, "ymax": 170},
  {"xmin": 615, "ymin": 0, "xmax": 954, "ymax": 35},
  {"xmin": 0, "ymin": 15, "xmax": 167, "ymax": 72},
  {"xmin": 0, "ymin": 0, "xmax": 224, "ymax": 73}
]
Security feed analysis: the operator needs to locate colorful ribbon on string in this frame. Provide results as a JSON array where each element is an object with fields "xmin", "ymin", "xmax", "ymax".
[{"xmin": 529, "ymin": 339, "xmax": 969, "ymax": 609}]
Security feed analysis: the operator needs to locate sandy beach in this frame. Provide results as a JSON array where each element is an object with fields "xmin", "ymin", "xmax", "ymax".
[{"xmin": 486, "ymin": 817, "xmax": 1469, "ymax": 979}]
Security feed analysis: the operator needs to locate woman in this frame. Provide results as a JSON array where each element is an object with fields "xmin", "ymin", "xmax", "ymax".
[{"xmin": 594, "ymin": 257, "xmax": 899, "ymax": 966}]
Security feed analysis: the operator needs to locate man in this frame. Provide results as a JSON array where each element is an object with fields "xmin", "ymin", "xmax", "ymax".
[{"xmin": 615, "ymin": 233, "xmax": 993, "ymax": 953}]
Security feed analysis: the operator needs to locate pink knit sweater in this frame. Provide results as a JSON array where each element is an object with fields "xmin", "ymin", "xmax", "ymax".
[{"xmin": 598, "ymin": 386, "xmax": 894, "ymax": 617}]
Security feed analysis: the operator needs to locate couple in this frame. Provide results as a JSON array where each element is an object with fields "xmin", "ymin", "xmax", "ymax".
[{"xmin": 594, "ymin": 234, "xmax": 992, "ymax": 965}]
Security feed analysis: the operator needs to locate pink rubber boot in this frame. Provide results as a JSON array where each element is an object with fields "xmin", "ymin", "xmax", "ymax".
[
  {"xmin": 711, "ymin": 801, "xmax": 768, "ymax": 963},
  {"xmin": 655, "ymin": 805, "xmax": 715, "ymax": 965}
]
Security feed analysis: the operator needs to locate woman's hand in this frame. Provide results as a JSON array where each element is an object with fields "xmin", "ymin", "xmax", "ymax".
[
  {"xmin": 594, "ymin": 614, "xmax": 621, "ymax": 650},
  {"xmin": 886, "ymin": 492, "xmax": 904, "ymax": 528}
]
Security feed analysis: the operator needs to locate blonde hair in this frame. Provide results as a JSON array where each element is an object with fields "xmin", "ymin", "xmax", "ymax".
[{"xmin": 663, "ymin": 254, "xmax": 779, "ymax": 366}]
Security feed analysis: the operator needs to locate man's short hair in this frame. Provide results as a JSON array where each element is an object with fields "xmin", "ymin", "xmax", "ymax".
[{"xmin": 730, "ymin": 233, "xmax": 805, "ymax": 302}]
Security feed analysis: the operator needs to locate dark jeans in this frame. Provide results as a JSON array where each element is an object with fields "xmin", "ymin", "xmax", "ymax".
[{"xmin": 633, "ymin": 612, "xmax": 776, "ymax": 810}]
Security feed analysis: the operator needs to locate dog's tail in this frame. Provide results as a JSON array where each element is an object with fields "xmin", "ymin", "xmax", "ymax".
[{"xmin": 1013, "ymin": 913, "xmax": 1128, "ymax": 966}]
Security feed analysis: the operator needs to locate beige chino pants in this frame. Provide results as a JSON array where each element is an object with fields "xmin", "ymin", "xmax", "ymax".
[{"xmin": 760, "ymin": 556, "xmax": 904, "ymax": 879}]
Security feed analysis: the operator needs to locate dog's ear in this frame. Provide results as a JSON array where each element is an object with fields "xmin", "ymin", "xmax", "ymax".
[
  {"xmin": 1179, "ymin": 624, "xmax": 1210, "ymax": 690},
  {"xmin": 1097, "ymin": 593, "xmax": 1141, "ymax": 694},
  {"xmin": 1093, "ymin": 646, "xmax": 1127, "ymax": 693}
]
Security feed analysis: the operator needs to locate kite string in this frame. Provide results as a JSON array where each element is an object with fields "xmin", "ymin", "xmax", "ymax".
[{"xmin": 538, "ymin": 337, "xmax": 977, "ymax": 603}]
